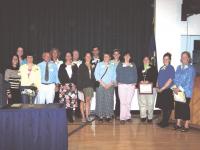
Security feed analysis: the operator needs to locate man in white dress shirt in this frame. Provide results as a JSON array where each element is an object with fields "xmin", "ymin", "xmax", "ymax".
[
  {"xmin": 50, "ymin": 48, "xmax": 63, "ymax": 103},
  {"xmin": 72, "ymin": 49, "xmax": 82, "ymax": 67}
]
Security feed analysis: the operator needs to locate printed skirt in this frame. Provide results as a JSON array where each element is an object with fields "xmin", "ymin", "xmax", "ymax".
[{"xmin": 59, "ymin": 83, "xmax": 78, "ymax": 109}]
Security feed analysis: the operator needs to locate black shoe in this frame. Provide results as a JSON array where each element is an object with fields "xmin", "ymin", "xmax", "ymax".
[
  {"xmin": 141, "ymin": 118, "xmax": 146, "ymax": 122},
  {"xmin": 105, "ymin": 118, "xmax": 111, "ymax": 122},
  {"xmin": 147, "ymin": 119, "xmax": 152, "ymax": 123},
  {"xmin": 115, "ymin": 116, "xmax": 120, "ymax": 120},
  {"xmin": 98, "ymin": 118, "xmax": 103, "ymax": 122},
  {"xmin": 181, "ymin": 127, "xmax": 189, "ymax": 132},
  {"xmin": 174, "ymin": 125, "xmax": 182, "ymax": 130},
  {"xmin": 127, "ymin": 119, "xmax": 132, "ymax": 122},
  {"xmin": 157, "ymin": 122, "xmax": 162, "ymax": 126},
  {"xmin": 120, "ymin": 120, "xmax": 125, "ymax": 125},
  {"xmin": 159, "ymin": 123, "xmax": 169, "ymax": 128},
  {"xmin": 68, "ymin": 118, "xmax": 74, "ymax": 123}
]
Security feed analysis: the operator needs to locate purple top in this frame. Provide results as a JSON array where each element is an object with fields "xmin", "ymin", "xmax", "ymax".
[{"xmin": 157, "ymin": 64, "xmax": 175, "ymax": 89}]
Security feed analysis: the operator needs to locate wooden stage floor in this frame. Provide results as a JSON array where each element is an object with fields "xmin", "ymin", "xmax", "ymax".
[{"xmin": 68, "ymin": 116, "xmax": 200, "ymax": 150}]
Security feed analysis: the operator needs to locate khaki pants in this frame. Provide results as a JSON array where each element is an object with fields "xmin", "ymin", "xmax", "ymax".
[{"xmin": 138, "ymin": 88, "xmax": 157, "ymax": 120}]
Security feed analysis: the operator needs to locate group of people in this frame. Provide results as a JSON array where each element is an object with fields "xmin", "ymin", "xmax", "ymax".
[{"xmin": 3, "ymin": 46, "xmax": 196, "ymax": 132}]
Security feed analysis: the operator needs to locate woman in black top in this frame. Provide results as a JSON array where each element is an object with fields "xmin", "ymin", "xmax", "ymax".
[
  {"xmin": 4, "ymin": 54, "xmax": 21, "ymax": 104},
  {"xmin": 77, "ymin": 52, "xmax": 95, "ymax": 122},
  {"xmin": 58, "ymin": 52, "xmax": 78, "ymax": 123}
]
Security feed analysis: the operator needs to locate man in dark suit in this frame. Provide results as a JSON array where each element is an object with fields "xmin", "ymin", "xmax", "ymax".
[
  {"xmin": 91, "ymin": 46, "xmax": 102, "ymax": 90},
  {"xmin": 91, "ymin": 46, "xmax": 101, "ymax": 67}
]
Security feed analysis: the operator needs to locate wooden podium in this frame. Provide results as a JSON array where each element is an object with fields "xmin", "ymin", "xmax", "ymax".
[{"xmin": 191, "ymin": 75, "xmax": 200, "ymax": 127}]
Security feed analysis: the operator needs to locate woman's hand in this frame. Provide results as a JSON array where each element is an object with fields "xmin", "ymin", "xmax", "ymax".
[
  {"xmin": 104, "ymin": 83, "xmax": 113, "ymax": 90},
  {"xmin": 7, "ymin": 94, "xmax": 12, "ymax": 99},
  {"xmin": 157, "ymin": 88, "xmax": 163, "ymax": 93},
  {"xmin": 173, "ymin": 88, "xmax": 180, "ymax": 95},
  {"xmin": 99, "ymin": 80, "xmax": 105, "ymax": 87},
  {"xmin": 140, "ymin": 81, "xmax": 149, "ymax": 84}
]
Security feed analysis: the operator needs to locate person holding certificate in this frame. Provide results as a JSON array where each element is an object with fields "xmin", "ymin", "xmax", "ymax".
[
  {"xmin": 137, "ymin": 56, "xmax": 158, "ymax": 123},
  {"xmin": 156, "ymin": 52, "xmax": 175, "ymax": 128},
  {"xmin": 116, "ymin": 51, "xmax": 137, "ymax": 124},
  {"xmin": 173, "ymin": 51, "xmax": 195, "ymax": 132}
]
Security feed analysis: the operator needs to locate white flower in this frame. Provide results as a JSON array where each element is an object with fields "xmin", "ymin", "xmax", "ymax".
[
  {"xmin": 142, "ymin": 70, "xmax": 146, "ymax": 73},
  {"xmin": 161, "ymin": 66, "xmax": 167, "ymax": 70},
  {"xmin": 146, "ymin": 66, "xmax": 151, "ymax": 70}
]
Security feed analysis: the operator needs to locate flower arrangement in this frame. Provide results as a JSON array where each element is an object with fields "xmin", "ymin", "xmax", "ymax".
[{"xmin": 21, "ymin": 89, "xmax": 36, "ymax": 97}]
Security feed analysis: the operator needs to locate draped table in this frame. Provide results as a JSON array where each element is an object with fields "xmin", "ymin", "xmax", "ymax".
[{"xmin": 0, "ymin": 104, "xmax": 67, "ymax": 150}]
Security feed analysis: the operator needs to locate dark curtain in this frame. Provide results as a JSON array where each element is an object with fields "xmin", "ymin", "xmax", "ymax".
[{"xmin": 0, "ymin": 0, "xmax": 154, "ymax": 73}]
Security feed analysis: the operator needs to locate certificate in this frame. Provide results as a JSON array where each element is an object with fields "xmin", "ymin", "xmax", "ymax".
[{"xmin": 139, "ymin": 83, "xmax": 153, "ymax": 94}]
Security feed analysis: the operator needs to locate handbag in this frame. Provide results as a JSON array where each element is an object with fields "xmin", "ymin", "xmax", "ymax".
[
  {"xmin": 96, "ymin": 67, "xmax": 109, "ymax": 88},
  {"xmin": 173, "ymin": 91, "xmax": 186, "ymax": 103},
  {"xmin": 171, "ymin": 85, "xmax": 186, "ymax": 103}
]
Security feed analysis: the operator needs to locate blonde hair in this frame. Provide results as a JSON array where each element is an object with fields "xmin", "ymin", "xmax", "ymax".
[
  {"xmin": 50, "ymin": 48, "xmax": 61, "ymax": 59},
  {"xmin": 181, "ymin": 51, "xmax": 191, "ymax": 63}
]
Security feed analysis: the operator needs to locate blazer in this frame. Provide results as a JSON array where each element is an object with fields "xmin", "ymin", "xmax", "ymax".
[
  {"xmin": 137, "ymin": 64, "xmax": 158, "ymax": 87},
  {"xmin": 77, "ymin": 63, "xmax": 95, "ymax": 91},
  {"xmin": 58, "ymin": 63, "xmax": 78, "ymax": 85}
]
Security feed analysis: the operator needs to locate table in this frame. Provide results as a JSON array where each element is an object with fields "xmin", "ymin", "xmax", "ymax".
[{"xmin": 0, "ymin": 104, "xmax": 67, "ymax": 150}]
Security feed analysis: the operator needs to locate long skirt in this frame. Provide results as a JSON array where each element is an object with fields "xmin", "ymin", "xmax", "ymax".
[
  {"xmin": 59, "ymin": 83, "xmax": 78, "ymax": 109},
  {"xmin": 175, "ymin": 98, "xmax": 191, "ymax": 121},
  {"xmin": 95, "ymin": 86, "xmax": 114, "ymax": 118}
]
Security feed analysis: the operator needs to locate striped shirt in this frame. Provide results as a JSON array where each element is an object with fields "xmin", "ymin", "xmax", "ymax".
[{"xmin": 4, "ymin": 69, "xmax": 21, "ymax": 95}]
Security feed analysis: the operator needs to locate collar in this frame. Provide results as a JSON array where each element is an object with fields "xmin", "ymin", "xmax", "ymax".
[
  {"xmin": 161, "ymin": 65, "xmax": 168, "ymax": 70},
  {"xmin": 122, "ymin": 63, "xmax": 133, "ymax": 67},
  {"xmin": 181, "ymin": 64, "xmax": 189, "ymax": 69}
]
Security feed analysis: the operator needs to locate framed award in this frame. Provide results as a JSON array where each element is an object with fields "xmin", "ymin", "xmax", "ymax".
[{"xmin": 139, "ymin": 83, "xmax": 153, "ymax": 94}]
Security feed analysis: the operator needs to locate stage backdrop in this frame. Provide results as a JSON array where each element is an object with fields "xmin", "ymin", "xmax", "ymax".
[{"xmin": 0, "ymin": 0, "xmax": 154, "ymax": 72}]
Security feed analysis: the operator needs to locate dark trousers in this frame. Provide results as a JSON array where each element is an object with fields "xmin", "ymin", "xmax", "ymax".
[
  {"xmin": 53, "ymin": 92, "xmax": 59, "ymax": 103},
  {"xmin": 114, "ymin": 87, "xmax": 120, "ymax": 117},
  {"xmin": 67, "ymin": 108, "xmax": 73, "ymax": 122},
  {"xmin": 175, "ymin": 98, "xmax": 191, "ymax": 121},
  {"xmin": 8, "ymin": 89, "xmax": 21, "ymax": 104},
  {"xmin": 75, "ymin": 98, "xmax": 81, "ymax": 118},
  {"xmin": 161, "ymin": 109, "xmax": 172, "ymax": 125}
]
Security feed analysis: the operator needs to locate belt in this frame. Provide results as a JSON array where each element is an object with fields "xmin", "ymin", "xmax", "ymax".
[{"xmin": 42, "ymin": 83, "xmax": 55, "ymax": 85}]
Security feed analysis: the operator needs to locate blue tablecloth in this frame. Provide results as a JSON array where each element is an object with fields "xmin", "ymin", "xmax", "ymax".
[{"xmin": 0, "ymin": 104, "xmax": 67, "ymax": 150}]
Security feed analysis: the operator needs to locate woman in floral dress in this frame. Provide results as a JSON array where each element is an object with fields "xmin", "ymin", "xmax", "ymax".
[{"xmin": 58, "ymin": 52, "xmax": 78, "ymax": 123}]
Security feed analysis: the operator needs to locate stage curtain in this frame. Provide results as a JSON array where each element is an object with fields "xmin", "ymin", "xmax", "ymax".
[{"xmin": 0, "ymin": 0, "xmax": 154, "ymax": 72}]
